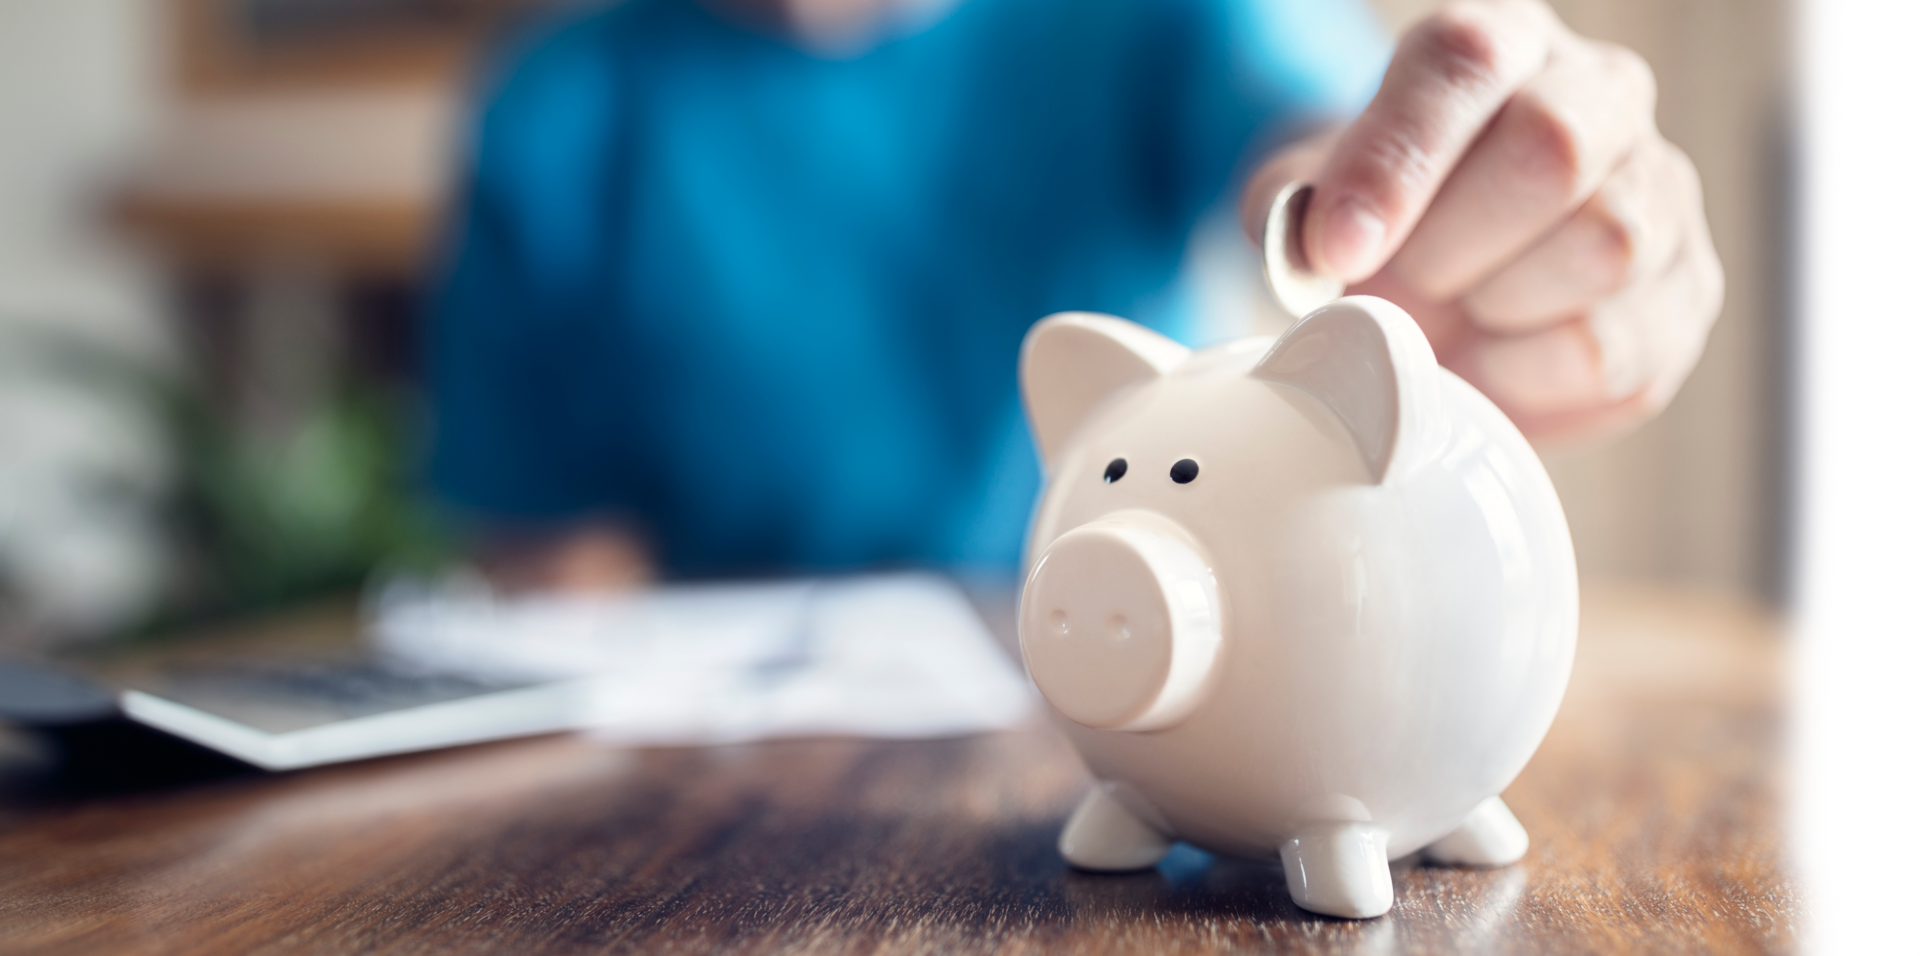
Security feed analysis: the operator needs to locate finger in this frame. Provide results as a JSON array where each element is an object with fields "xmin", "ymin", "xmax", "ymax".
[
  {"xmin": 1463, "ymin": 215, "xmax": 1722, "ymax": 420},
  {"xmin": 1462, "ymin": 136, "xmax": 1697, "ymax": 334},
  {"xmin": 1303, "ymin": 0, "xmax": 1562, "ymax": 281},
  {"xmin": 1241, "ymin": 126, "xmax": 1341, "ymax": 244},
  {"xmin": 1591, "ymin": 204, "xmax": 1724, "ymax": 404},
  {"xmin": 1467, "ymin": 317, "xmax": 1609, "ymax": 417},
  {"xmin": 1502, "ymin": 390, "xmax": 1671, "ymax": 446},
  {"xmin": 1390, "ymin": 38, "xmax": 1657, "ymax": 301}
]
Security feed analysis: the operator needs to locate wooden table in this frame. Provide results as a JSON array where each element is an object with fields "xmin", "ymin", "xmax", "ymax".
[{"xmin": 0, "ymin": 584, "xmax": 1795, "ymax": 954}]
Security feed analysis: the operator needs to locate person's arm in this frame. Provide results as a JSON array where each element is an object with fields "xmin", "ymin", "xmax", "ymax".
[{"xmin": 1241, "ymin": 0, "xmax": 1722, "ymax": 442}]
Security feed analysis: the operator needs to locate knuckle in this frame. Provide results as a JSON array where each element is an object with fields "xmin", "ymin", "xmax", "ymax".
[
  {"xmin": 1618, "ymin": 47, "xmax": 1658, "ymax": 108},
  {"xmin": 1593, "ymin": 41, "xmax": 1657, "ymax": 110},
  {"xmin": 1661, "ymin": 138, "xmax": 1706, "ymax": 206},
  {"xmin": 1502, "ymin": 90, "xmax": 1585, "ymax": 199},
  {"xmin": 1651, "ymin": 140, "xmax": 1712, "ymax": 253},
  {"xmin": 1694, "ymin": 235, "xmax": 1727, "ymax": 318},
  {"xmin": 1412, "ymin": 5, "xmax": 1509, "ymax": 89},
  {"xmin": 1581, "ymin": 204, "xmax": 1637, "ymax": 289},
  {"xmin": 1504, "ymin": 0, "xmax": 1571, "ymax": 39}
]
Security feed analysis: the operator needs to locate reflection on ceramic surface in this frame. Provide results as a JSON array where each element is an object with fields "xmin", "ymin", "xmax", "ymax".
[{"xmin": 1016, "ymin": 285, "xmax": 1577, "ymax": 919}]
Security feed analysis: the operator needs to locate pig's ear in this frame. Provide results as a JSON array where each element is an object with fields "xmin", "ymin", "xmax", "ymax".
[
  {"xmin": 1021, "ymin": 312, "xmax": 1189, "ymax": 469},
  {"xmin": 1251, "ymin": 296, "xmax": 1440, "ymax": 484}
]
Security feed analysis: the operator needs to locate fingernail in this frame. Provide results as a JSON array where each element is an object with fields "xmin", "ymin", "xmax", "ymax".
[{"xmin": 1318, "ymin": 199, "xmax": 1386, "ymax": 279}]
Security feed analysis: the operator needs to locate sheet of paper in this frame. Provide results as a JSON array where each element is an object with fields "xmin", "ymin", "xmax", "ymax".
[{"xmin": 371, "ymin": 573, "xmax": 1036, "ymax": 745}]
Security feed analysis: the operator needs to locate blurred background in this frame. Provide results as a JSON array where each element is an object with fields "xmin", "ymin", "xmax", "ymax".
[{"xmin": 0, "ymin": 0, "xmax": 1789, "ymax": 650}]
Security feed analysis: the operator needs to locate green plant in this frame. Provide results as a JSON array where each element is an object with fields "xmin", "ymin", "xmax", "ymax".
[
  {"xmin": 0, "ymin": 323, "xmax": 454, "ymax": 637},
  {"xmin": 168, "ymin": 380, "xmax": 455, "ymax": 620}
]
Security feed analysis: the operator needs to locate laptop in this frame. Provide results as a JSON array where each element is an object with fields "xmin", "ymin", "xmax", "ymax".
[{"xmin": 0, "ymin": 574, "xmax": 1031, "ymax": 773}]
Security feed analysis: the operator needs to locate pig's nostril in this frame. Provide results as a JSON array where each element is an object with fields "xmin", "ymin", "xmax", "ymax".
[{"xmin": 1020, "ymin": 517, "xmax": 1223, "ymax": 731}]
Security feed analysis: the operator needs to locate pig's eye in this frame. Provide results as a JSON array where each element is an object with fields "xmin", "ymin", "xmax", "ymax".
[
  {"xmin": 1170, "ymin": 459, "xmax": 1200, "ymax": 484},
  {"xmin": 1103, "ymin": 458, "xmax": 1128, "ymax": 483}
]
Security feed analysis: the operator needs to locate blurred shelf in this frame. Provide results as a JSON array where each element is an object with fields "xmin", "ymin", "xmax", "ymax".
[
  {"xmin": 115, "ymin": 0, "xmax": 566, "ymax": 277},
  {"xmin": 171, "ymin": 0, "xmax": 552, "ymax": 93},
  {"xmin": 117, "ymin": 83, "xmax": 455, "ymax": 276},
  {"xmin": 118, "ymin": 194, "xmax": 435, "ymax": 276}
]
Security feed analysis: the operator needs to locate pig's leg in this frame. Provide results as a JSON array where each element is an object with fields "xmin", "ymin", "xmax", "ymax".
[
  {"xmin": 1057, "ymin": 782, "xmax": 1171, "ymax": 871},
  {"xmin": 1422, "ymin": 796, "xmax": 1529, "ymax": 867},
  {"xmin": 1279, "ymin": 823, "xmax": 1394, "ymax": 919}
]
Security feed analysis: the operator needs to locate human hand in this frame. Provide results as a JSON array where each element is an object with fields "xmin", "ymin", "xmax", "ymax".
[
  {"xmin": 1243, "ymin": 0, "xmax": 1722, "ymax": 442},
  {"xmin": 477, "ymin": 521, "xmax": 655, "ymax": 595}
]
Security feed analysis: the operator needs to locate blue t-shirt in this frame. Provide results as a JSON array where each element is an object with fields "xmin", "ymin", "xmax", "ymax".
[{"xmin": 428, "ymin": 0, "xmax": 1386, "ymax": 576}]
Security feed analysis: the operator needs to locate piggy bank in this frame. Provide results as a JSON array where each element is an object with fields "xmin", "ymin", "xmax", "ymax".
[{"xmin": 1016, "ymin": 294, "xmax": 1578, "ymax": 919}]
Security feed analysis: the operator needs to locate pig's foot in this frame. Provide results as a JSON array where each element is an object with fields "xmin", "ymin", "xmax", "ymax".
[
  {"xmin": 1422, "ymin": 796, "xmax": 1529, "ymax": 867},
  {"xmin": 1058, "ymin": 782, "xmax": 1171, "ymax": 871},
  {"xmin": 1280, "ymin": 823, "xmax": 1394, "ymax": 919}
]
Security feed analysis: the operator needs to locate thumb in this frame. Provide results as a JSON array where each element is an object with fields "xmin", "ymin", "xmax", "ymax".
[{"xmin": 1304, "ymin": 1, "xmax": 1556, "ymax": 281}]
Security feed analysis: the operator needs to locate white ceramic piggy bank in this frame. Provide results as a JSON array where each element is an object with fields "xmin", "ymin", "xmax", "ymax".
[{"xmin": 1016, "ymin": 292, "xmax": 1578, "ymax": 919}]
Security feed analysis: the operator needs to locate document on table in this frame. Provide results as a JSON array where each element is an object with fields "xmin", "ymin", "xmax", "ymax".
[{"xmin": 374, "ymin": 572, "xmax": 1038, "ymax": 746}]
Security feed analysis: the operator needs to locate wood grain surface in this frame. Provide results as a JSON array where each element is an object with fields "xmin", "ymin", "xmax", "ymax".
[{"xmin": 0, "ymin": 583, "xmax": 1796, "ymax": 955}]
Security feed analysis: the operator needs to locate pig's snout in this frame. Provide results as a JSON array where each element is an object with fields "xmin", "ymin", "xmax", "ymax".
[{"xmin": 1020, "ymin": 512, "xmax": 1224, "ymax": 732}]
